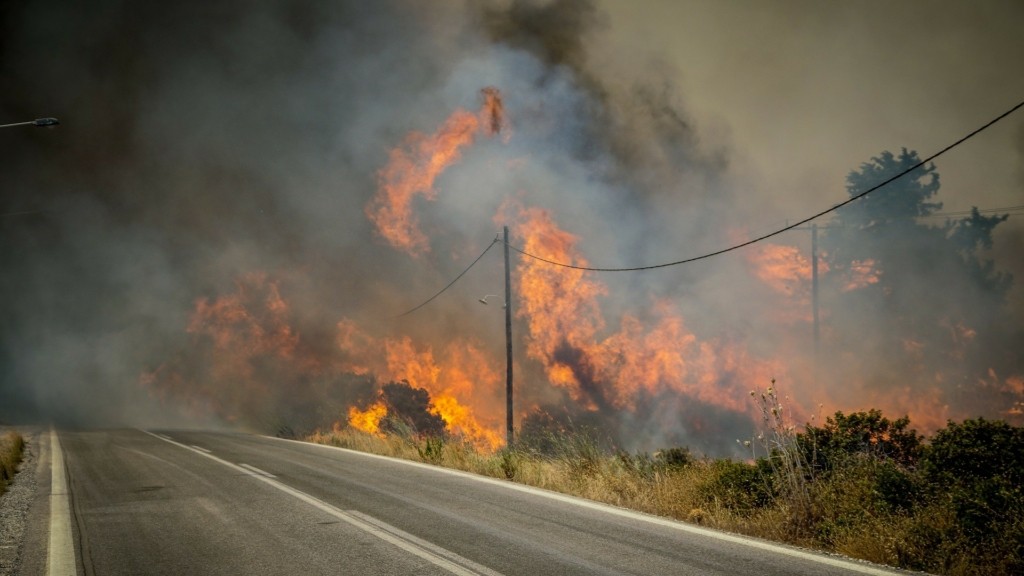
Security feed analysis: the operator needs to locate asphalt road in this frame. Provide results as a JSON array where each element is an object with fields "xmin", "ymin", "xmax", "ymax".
[{"xmin": 19, "ymin": 429, "xmax": 911, "ymax": 575}]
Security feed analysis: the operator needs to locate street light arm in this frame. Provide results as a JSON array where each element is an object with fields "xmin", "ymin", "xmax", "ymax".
[{"xmin": 0, "ymin": 117, "xmax": 60, "ymax": 129}]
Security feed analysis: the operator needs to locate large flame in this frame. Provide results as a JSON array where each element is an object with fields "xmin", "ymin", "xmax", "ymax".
[
  {"xmin": 366, "ymin": 87, "xmax": 505, "ymax": 256},
  {"xmin": 509, "ymin": 205, "xmax": 785, "ymax": 418},
  {"xmin": 347, "ymin": 401, "xmax": 387, "ymax": 436},
  {"xmin": 745, "ymin": 242, "xmax": 823, "ymax": 324},
  {"xmin": 144, "ymin": 87, "xmax": 1021, "ymax": 456},
  {"xmin": 337, "ymin": 322, "xmax": 504, "ymax": 451}
]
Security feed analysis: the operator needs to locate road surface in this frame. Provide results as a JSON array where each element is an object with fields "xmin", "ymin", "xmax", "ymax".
[{"xmin": 18, "ymin": 429, "xmax": 910, "ymax": 575}]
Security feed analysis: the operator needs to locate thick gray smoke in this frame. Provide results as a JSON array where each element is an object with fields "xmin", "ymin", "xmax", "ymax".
[{"xmin": 1, "ymin": 0, "xmax": 1020, "ymax": 455}]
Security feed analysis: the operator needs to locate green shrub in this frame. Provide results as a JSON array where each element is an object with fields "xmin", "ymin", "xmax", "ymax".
[
  {"xmin": 798, "ymin": 409, "xmax": 922, "ymax": 474},
  {"xmin": 416, "ymin": 436, "xmax": 445, "ymax": 465},
  {"xmin": 921, "ymin": 418, "xmax": 1024, "ymax": 544},
  {"xmin": 699, "ymin": 458, "xmax": 776, "ymax": 511},
  {"xmin": 654, "ymin": 446, "xmax": 693, "ymax": 470}
]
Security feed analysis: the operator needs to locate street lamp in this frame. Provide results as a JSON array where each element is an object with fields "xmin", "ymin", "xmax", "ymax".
[
  {"xmin": 478, "ymin": 295, "xmax": 506, "ymax": 308},
  {"xmin": 0, "ymin": 117, "xmax": 60, "ymax": 129}
]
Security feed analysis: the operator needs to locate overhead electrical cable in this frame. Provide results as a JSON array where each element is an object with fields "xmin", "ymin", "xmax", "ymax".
[
  {"xmin": 393, "ymin": 237, "xmax": 499, "ymax": 318},
  {"xmin": 507, "ymin": 98, "xmax": 1024, "ymax": 272},
  {"xmin": 917, "ymin": 204, "xmax": 1024, "ymax": 219}
]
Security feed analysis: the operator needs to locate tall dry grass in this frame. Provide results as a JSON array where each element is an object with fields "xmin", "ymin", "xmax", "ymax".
[
  {"xmin": 307, "ymin": 390, "xmax": 1023, "ymax": 576},
  {"xmin": 0, "ymin": 430, "xmax": 25, "ymax": 497}
]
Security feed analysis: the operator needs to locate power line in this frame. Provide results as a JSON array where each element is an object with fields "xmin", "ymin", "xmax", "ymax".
[
  {"xmin": 508, "ymin": 98, "xmax": 1024, "ymax": 272},
  {"xmin": 393, "ymin": 237, "xmax": 499, "ymax": 318},
  {"xmin": 917, "ymin": 204, "xmax": 1024, "ymax": 219}
]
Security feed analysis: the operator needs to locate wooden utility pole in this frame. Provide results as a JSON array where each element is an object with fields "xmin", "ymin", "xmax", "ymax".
[
  {"xmin": 811, "ymin": 224, "xmax": 820, "ymax": 370},
  {"xmin": 503, "ymin": 225, "xmax": 514, "ymax": 447}
]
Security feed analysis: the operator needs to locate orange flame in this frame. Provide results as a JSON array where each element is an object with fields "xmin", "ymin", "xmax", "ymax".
[
  {"xmin": 843, "ymin": 259, "xmax": 881, "ymax": 292},
  {"xmin": 187, "ymin": 272, "xmax": 301, "ymax": 367},
  {"xmin": 336, "ymin": 322, "xmax": 504, "ymax": 451},
  {"xmin": 509, "ymin": 205, "xmax": 785, "ymax": 417},
  {"xmin": 347, "ymin": 401, "xmax": 387, "ymax": 436},
  {"xmin": 366, "ymin": 87, "xmax": 505, "ymax": 256}
]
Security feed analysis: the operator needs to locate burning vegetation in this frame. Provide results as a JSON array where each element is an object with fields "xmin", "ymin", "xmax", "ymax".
[{"xmin": 145, "ymin": 88, "xmax": 1021, "ymax": 458}]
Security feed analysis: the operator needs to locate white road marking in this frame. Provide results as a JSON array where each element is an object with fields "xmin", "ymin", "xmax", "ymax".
[
  {"xmin": 238, "ymin": 463, "xmax": 275, "ymax": 478},
  {"xmin": 47, "ymin": 428, "xmax": 76, "ymax": 576},
  {"xmin": 346, "ymin": 510, "xmax": 502, "ymax": 576},
  {"xmin": 189, "ymin": 445, "xmax": 212, "ymax": 453},
  {"xmin": 143, "ymin": 431, "xmax": 500, "ymax": 576},
  {"xmin": 270, "ymin": 436, "xmax": 904, "ymax": 576}
]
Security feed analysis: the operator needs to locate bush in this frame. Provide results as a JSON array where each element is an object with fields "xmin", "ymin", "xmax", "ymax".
[
  {"xmin": 654, "ymin": 447, "xmax": 693, "ymax": 470},
  {"xmin": 798, "ymin": 409, "xmax": 922, "ymax": 474},
  {"xmin": 921, "ymin": 418, "xmax": 1024, "ymax": 546},
  {"xmin": 699, "ymin": 458, "xmax": 776, "ymax": 511}
]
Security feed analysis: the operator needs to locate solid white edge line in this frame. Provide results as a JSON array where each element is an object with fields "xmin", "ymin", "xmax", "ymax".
[
  {"xmin": 142, "ymin": 430, "xmax": 493, "ymax": 576},
  {"xmin": 267, "ymin": 435, "xmax": 906, "ymax": 576},
  {"xmin": 189, "ymin": 445, "xmax": 212, "ymax": 454},
  {"xmin": 47, "ymin": 428, "xmax": 76, "ymax": 576}
]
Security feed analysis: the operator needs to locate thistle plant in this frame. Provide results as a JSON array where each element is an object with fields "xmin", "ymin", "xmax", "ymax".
[{"xmin": 748, "ymin": 380, "xmax": 813, "ymax": 529}]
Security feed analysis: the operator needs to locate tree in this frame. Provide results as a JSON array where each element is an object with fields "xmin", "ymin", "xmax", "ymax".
[{"xmin": 819, "ymin": 149, "xmax": 1016, "ymax": 409}]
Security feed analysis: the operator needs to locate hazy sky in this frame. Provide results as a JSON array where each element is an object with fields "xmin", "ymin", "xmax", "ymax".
[{"xmin": 600, "ymin": 1, "xmax": 1024, "ymax": 207}]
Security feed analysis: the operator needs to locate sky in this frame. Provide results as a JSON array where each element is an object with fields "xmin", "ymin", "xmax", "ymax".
[
  {"xmin": 600, "ymin": 0, "xmax": 1024, "ymax": 234},
  {"xmin": 1, "ymin": 0, "xmax": 1021, "ymax": 452}
]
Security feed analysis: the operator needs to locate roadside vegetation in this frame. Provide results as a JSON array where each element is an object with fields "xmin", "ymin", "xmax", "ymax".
[
  {"xmin": 0, "ymin": 430, "xmax": 25, "ymax": 497},
  {"xmin": 309, "ymin": 383, "xmax": 1023, "ymax": 576}
]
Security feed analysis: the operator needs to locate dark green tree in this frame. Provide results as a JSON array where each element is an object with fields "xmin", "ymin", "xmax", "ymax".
[{"xmin": 819, "ymin": 149, "xmax": 1017, "ymax": 410}]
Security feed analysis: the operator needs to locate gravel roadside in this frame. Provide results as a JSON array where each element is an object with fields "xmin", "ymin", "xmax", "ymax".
[{"xmin": 0, "ymin": 426, "xmax": 40, "ymax": 576}]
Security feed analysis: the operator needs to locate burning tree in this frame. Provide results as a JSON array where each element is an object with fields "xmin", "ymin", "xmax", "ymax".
[{"xmin": 379, "ymin": 380, "xmax": 448, "ymax": 438}]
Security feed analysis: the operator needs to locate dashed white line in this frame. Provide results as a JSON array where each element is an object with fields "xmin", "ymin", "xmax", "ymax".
[
  {"xmin": 143, "ymin": 430, "xmax": 500, "ymax": 576},
  {"xmin": 238, "ymin": 463, "xmax": 275, "ymax": 478}
]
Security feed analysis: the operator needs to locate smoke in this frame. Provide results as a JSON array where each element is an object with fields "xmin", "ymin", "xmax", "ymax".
[{"xmin": 1, "ymin": 0, "xmax": 1020, "ymax": 455}]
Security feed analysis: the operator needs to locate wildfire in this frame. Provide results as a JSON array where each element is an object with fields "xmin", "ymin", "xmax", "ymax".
[
  {"xmin": 510, "ymin": 205, "xmax": 784, "ymax": 417},
  {"xmin": 144, "ymin": 87, "xmax": 1015, "ymax": 456},
  {"xmin": 745, "ymin": 242, "xmax": 828, "ymax": 324},
  {"xmin": 748, "ymin": 243, "xmax": 813, "ymax": 295},
  {"xmin": 188, "ymin": 272, "xmax": 301, "ymax": 368},
  {"xmin": 337, "ymin": 323, "xmax": 504, "ymax": 451},
  {"xmin": 366, "ymin": 87, "xmax": 506, "ymax": 255},
  {"xmin": 842, "ymin": 259, "xmax": 881, "ymax": 292},
  {"xmin": 347, "ymin": 401, "xmax": 387, "ymax": 436}
]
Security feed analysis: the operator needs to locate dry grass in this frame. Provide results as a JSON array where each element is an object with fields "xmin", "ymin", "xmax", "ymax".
[
  {"xmin": 0, "ymin": 430, "xmax": 25, "ymax": 497},
  {"xmin": 307, "ymin": 428, "xmax": 782, "ymax": 534},
  {"xmin": 308, "ymin": 424, "xmax": 1021, "ymax": 576}
]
